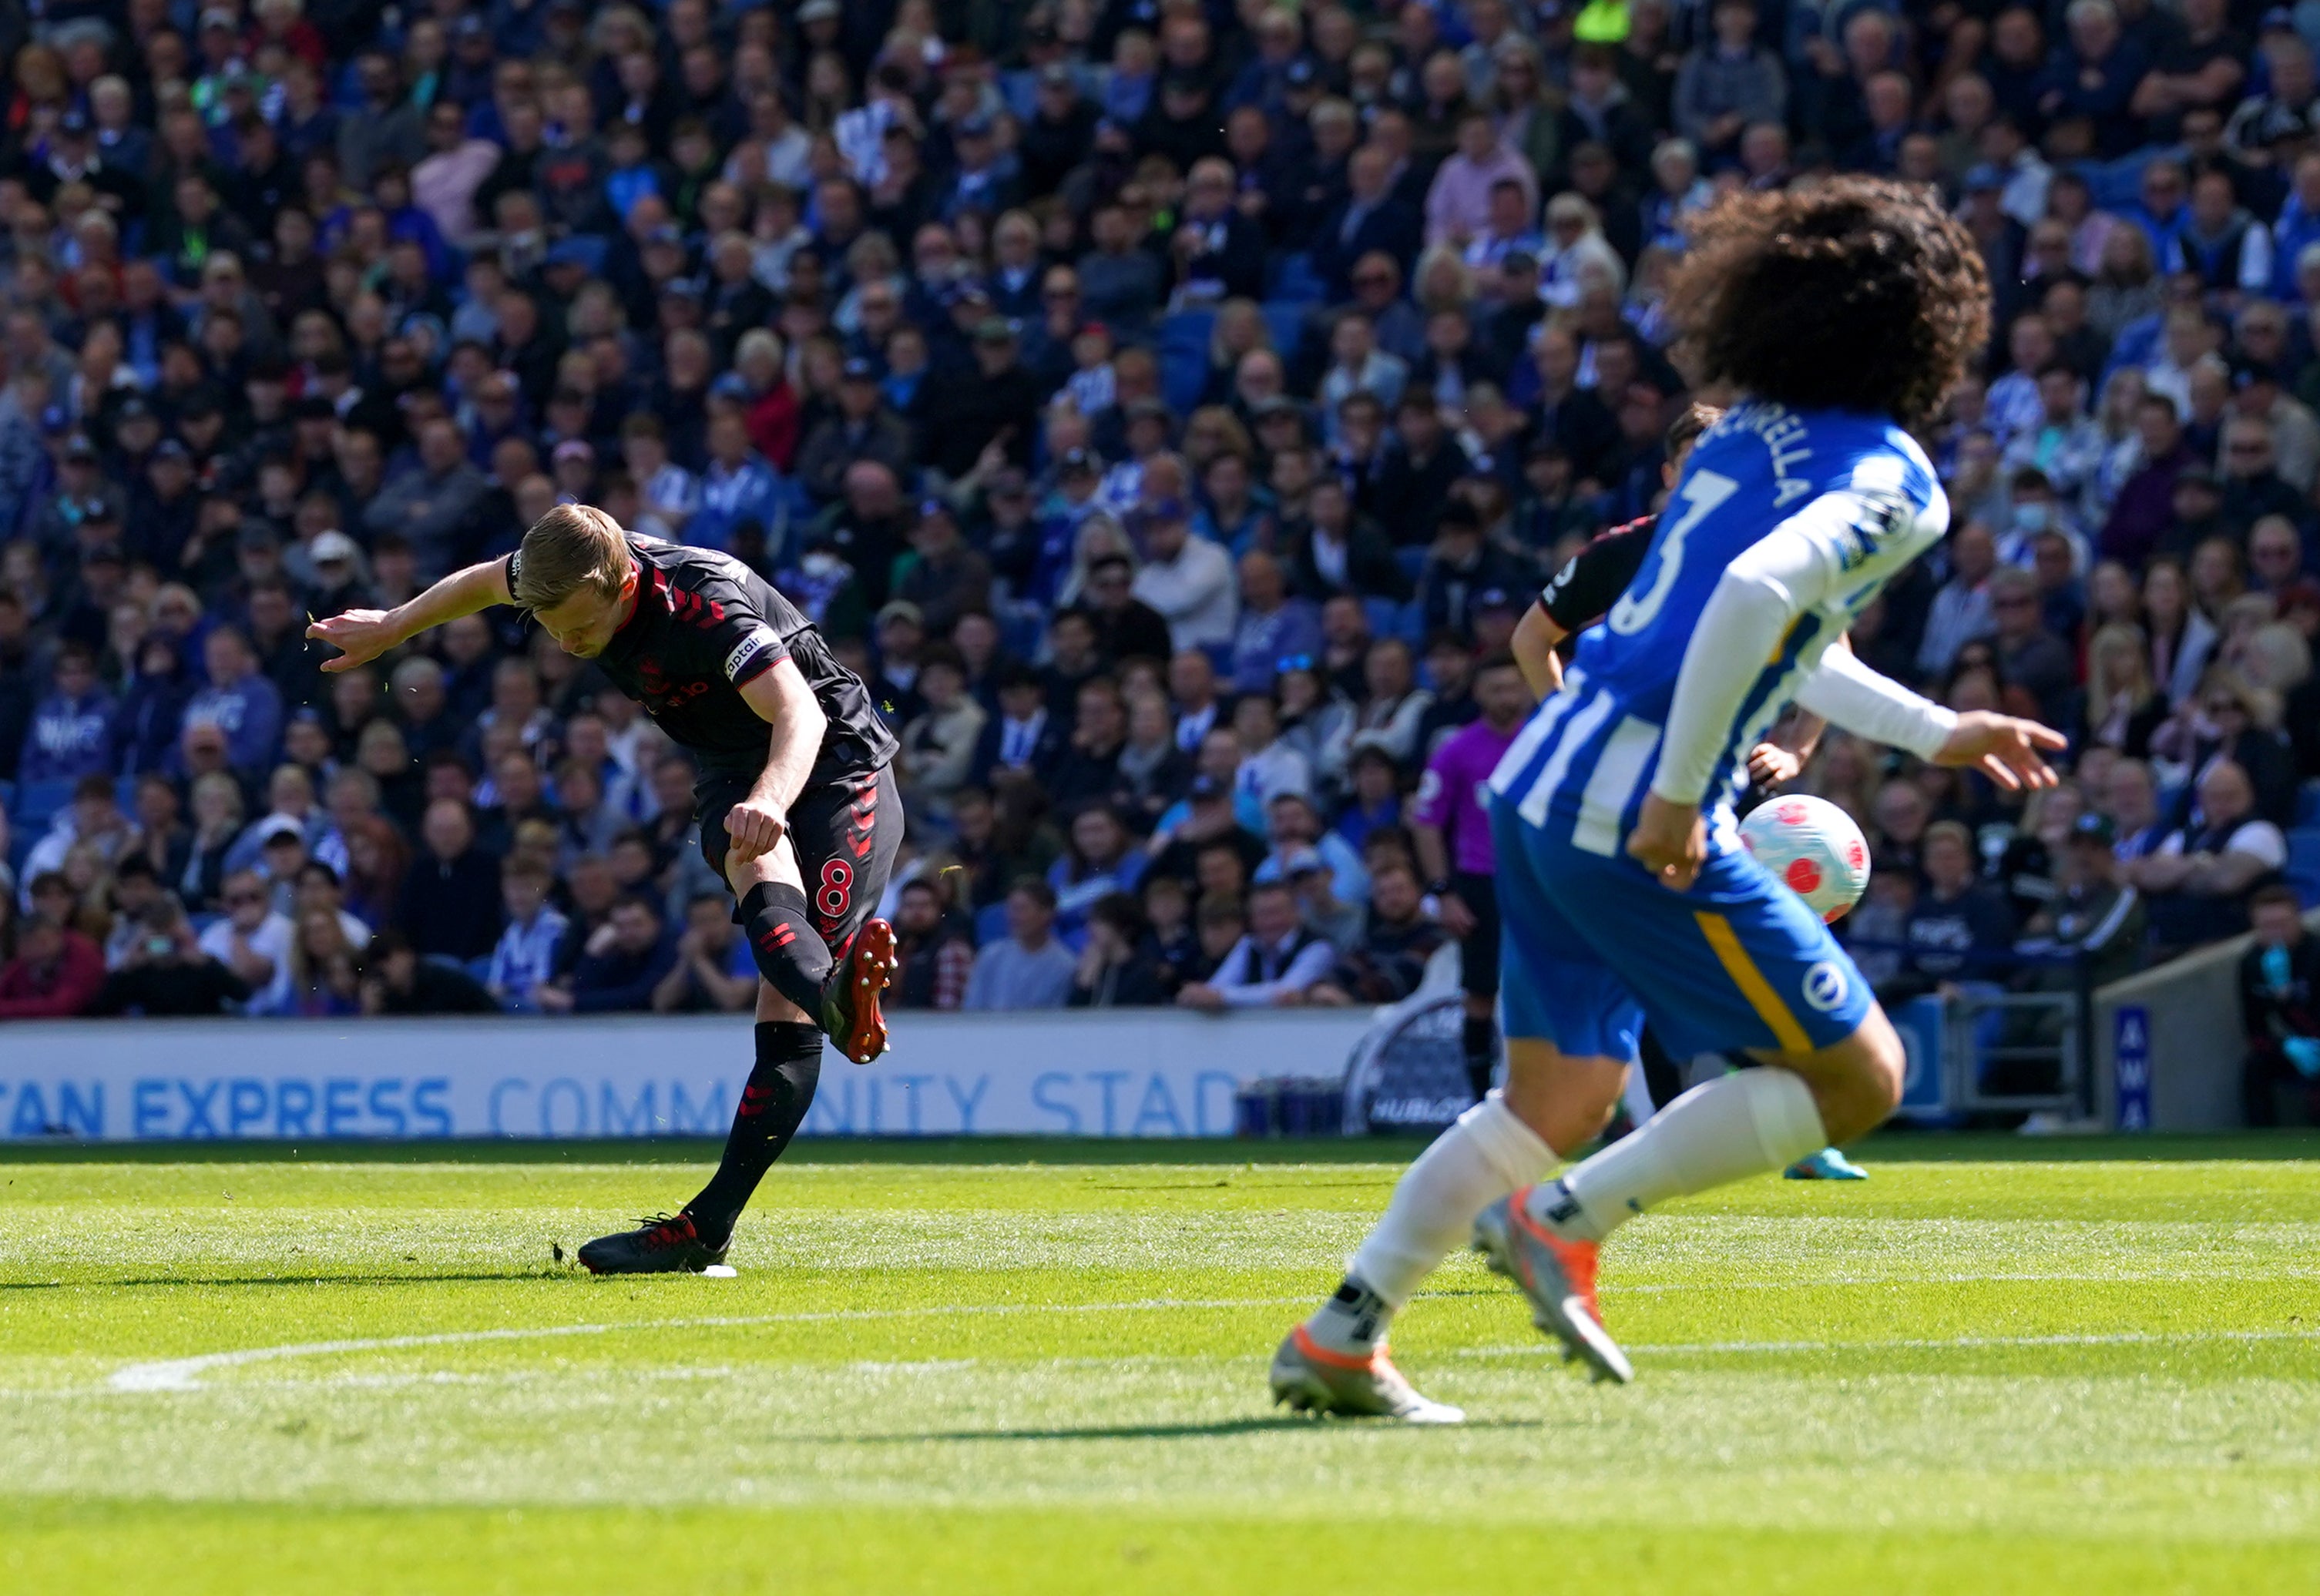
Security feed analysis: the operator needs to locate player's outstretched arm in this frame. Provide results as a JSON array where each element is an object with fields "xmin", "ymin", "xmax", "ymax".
[
  {"xmin": 307, "ymin": 558, "xmax": 515, "ymax": 672},
  {"xmin": 1931, "ymin": 712, "xmax": 2067, "ymax": 792},
  {"xmin": 1795, "ymin": 645, "xmax": 2063, "ymax": 790}
]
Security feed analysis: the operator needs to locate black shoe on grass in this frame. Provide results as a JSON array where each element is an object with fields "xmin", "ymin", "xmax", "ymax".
[{"xmin": 576, "ymin": 1212, "xmax": 730, "ymax": 1275}]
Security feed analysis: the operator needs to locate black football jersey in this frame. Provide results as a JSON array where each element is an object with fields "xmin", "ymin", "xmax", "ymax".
[
  {"xmin": 1537, "ymin": 514, "xmax": 1655, "ymax": 633},
  {"xmin": 518, "ymin": 533, "xmax": 898, "ymax": 783}
]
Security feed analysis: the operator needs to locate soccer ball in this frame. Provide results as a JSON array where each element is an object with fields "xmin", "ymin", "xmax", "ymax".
[{"xmin": 1738, "ymin": 795, "xmax": 1871, "ymax": 924}]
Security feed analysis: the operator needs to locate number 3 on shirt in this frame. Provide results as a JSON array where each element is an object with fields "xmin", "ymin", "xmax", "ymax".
[{"xmin": 1607, "ymin": 468, "xmax": 1738, "ymax": 635}]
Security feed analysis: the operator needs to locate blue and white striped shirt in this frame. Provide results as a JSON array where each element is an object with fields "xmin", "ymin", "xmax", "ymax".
[{"xmin": 1490, "ymin": 402, "xmax": 1948, "ymax": 857}]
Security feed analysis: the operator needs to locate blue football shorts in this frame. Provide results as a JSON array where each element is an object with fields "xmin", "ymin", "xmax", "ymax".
[{"xmin": 1488, "ymin": 795, "xmax": 1874, "ymax": 1061}]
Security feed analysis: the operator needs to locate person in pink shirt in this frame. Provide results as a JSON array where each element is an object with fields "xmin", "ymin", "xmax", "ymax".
[
  {"xmin": 1424, "ymin": 110, "xmax": 1539, "ymax": 249},
  {"xmin": 1408, "ymin": 654, "xmax": 1536, "ymax": 1101}
]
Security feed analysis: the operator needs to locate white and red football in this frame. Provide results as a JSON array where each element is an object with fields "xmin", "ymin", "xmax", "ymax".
[{"xmin": 1737, "ymin": 795, "xmax": 1872, "ymax": 924}]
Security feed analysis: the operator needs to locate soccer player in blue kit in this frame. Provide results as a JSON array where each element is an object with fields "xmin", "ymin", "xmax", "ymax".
[{"xmin": 1273, "ymin": 179, "xmax": 2067, "ymax": 1419}]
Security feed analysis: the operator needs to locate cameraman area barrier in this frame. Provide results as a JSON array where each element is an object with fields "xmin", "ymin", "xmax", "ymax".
[
  {"xmin": 2087, "ymin": 909, "xmax": 2320, "ymax": 1132},
  {"xmin": 1, "ymin": 929, "xmax": 2288, "ymax": 1142}
]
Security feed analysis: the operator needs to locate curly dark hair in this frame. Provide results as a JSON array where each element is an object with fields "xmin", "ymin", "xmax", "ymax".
[{"xmin": 1667, "ymin": 178, "xmax": 1990, "ymax": 428}]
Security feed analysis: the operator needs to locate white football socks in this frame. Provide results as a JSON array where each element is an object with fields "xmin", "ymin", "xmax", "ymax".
[
  {"xmin": 1304, "ymin": 1092, "xmax": 1555, "ymax": 1356},
  {"xmin": 1525, "ymin": 1068, "xmax": 1826, "ymax": 1245}
]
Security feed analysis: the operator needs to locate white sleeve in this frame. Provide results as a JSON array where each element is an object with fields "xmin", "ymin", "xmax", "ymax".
[
  {"xmin": 2231, "ymin": 821, "xmax": 2288, "ymax": 870},
  {"xmin": 1652, "ymin": 484, "xmax": 1939, "ymax": 804},
  {"xmin": 1650, "ymin": 498, "xmax": 1850, "ymax": 804},
  {"xmin": 1795, "ymin": 644, "xmax": 1958, "ymax": 759}
]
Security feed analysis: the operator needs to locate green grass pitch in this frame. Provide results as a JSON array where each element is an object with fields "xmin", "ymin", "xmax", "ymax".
[{"xmin": 5, "ymin": 1134, "xmax": 2320, "ymax": 1594}]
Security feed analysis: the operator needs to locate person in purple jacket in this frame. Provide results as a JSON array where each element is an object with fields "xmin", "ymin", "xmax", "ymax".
[
  {"xmin": 18, "ymin": 644, "xmax": 116, "ymax": 785},
  {"xmin": 1408, "ymin": 652, "xmax": 1536, "ymax": 1101},
  {"xmin": 175, "ymin": 627, "xmax": 284, "ymax": 778}
]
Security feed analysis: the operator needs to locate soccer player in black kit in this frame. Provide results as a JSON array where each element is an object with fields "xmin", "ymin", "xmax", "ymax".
[{"xmin": 309, "ymin": 505, "xmax": 906, "ymax": 1270}]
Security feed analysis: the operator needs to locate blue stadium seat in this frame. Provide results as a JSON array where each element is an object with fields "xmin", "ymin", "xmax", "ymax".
[
  {"xmin": 2298, "ymin": 780, "xmax": 2320, "ymax": 829},
  {"xmin": 1261, "ymin": 300, "xmax": 1310, "ymax": 360},
  {"xmin": 2074, "ymin": 153, "xmax": 2157, "ymax": 212},
  {"xmin": 9, "ymin": 780, "xmax": 75, "ymax": 833},
  {"xmin": 973, "ymin": 901, "xmax": 1008, "ymax": 946},
  {"xmin": 1361, "ymin": 597, "xmax": 1402, "ymax": 643},
  {"xmin": 1394, "ymin": 546, "xmax": 1429, "ymax": 584},
  {"xmin": 1394, "ymin": 598, "xmax": 1427, "ymax": 643},
  {"xmin": 1000, "ymin": 605, "xmax": 1046, "ymax": 661},
  {"xmin": 0, "ymin": 779, "xmax": 11, "ymax": 817},
  {"xmin": 1202, "ymin": 641, "xmax": 1236, "ymax": 678},
  {"xmin": 1157, "ymin": 310, "xmax": 1217, "ymax": 417},
  {"xmin": 2288, "ymin": 829, "xmax": 2320, "ymax": 910},
  {"xmin": 1268, "ymin": 253, "xmax": 1326, "ymax": 305}
]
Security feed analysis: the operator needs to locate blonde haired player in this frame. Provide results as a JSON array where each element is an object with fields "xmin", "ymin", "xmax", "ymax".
[{"xmin": 311, "ymin": 505, "xmax": 903, "ymax": 1273}]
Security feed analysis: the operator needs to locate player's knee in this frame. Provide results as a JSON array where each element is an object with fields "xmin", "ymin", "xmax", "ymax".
[
  {"xmin": 1858, "ymin": 1017, "xmax": 1906, "ymax": 1115},
  {"xmin": 1502, "ymin": 1038, "xmax": 1627, "ymax": 1157},
  {"xmin": 1815, "ymin": 1014, "xmax": 1905, "ymax": 1137},
  {"xmin": 754, "ymin": 980, "xmax": 811, "ymax": 1024}
]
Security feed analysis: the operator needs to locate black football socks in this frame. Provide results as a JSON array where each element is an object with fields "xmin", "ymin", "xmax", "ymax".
[
  {"xmin": 737, "ymin": 880, "xmax": 836, "ymax": 1018},
  {"xmin": 1463, "ymin": 1014, "xmax": 1498, "ymax": 1101},
  {"xmin": 685, "ymin": 1021, "xmax": 824, "ymax": 1247}
]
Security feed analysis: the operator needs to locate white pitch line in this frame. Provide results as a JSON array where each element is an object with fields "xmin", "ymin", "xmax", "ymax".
[
  {"xmin": 1604, "ymin": 1270, "xmax": 2320, "ymax": 1293},
  {"xmin": 1455, "ymin": 1326, "xmax": 2320, "ymax": 1358},
  {"xmin": 105, "ymin": 1296, "xmax": 1314, "ymax": 1393}
]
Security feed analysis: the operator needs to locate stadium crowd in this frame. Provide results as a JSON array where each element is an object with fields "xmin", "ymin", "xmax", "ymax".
[{"xmin": 0, "ymin": 0, "xmax": 2315, "ymax": 1107}]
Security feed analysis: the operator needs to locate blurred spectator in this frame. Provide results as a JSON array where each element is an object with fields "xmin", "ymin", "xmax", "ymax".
[
  {"xmin": 1178, "ymin": 880, "xmax": 1336, "ymax": 1009},
  {"xmin": 485, "ymin": 858, "xmax": 567, "ymax": 1012},
  {"xmin": 361, "ymin": 930, "xmax": 499, "ymax": 1015},
  {"xmin": 650, "ymin": 892, "xmax": 757, "ymax": 1014},
  {"xmin": 2130, "ymin": 759, "xmax": 2290, "ymax": 949},
  {"xmin": 22, "ymin": 776, "xmax": 135, "ymax": 886},
  {"xmin": 899, "ymin": 647, "xmax": 987, "ymax": 816},
  {"xmin": 1989, "ymin": 567, "xmax": 2077, "ymax": 724},
  {"xmin": 19, "ymin": 644, "xmax": 113, "ymax": 784},
  {"xmin": 1131, "ymin": 498, "xmax": 1238, "ymax": 651},
  {"xmin": 1067, "ymin": 890, "xmax": 1173, "ymax": 1008},
  {"xmin": 198, "ymin": 867, "xmax": 295, "ymax": 1014},
  {"xmin": 2017, "ymin": 813, "xmax": 2150, "ymax": 993},
  {"xmin": 89, "ymin": 898, "xmax": 251, "ymax": 1017},
  {"xmin": 2241, "ymin": 884, "xmax": 2320, "ymax": 1125},
  {"xmin": 401, "ymin": 798, "xmax": 503, "ymax": 962},
  {"xmin": 1879, "ymin": 821, "xmax": 2020, "ymax": 1003},
  {"xmin": 284, "ymin": 907, "xmax": 366, "ymax": 1018},
  {"xmin": 1050, "ymin": 804, "xmax": 1148, "ymax": 940},
  {"xmin": 891, "ymin": 877, "xmax": 975, "ymax": 1011},
  {"xmin": 1228, "ymin": 552, "xmax": 1322, "ymax": 696},
  {"xmin": 1310, "ymin": 857, "xmax": 1445, "ymax": 1004},
  {"xmin": 547, "ymin": 894, "xmax": 677, "ymax": 1014},
  {"xmin": 964, "ymin": 877, "xmax": 1078, "ymax": 1010},
  {"xmin": 0, "ymin": 914, "xmax": 105, "ymax": 1019},
  {"xmin": 180, "ymin": 627, "xmax": 284, "ymax": 778}
]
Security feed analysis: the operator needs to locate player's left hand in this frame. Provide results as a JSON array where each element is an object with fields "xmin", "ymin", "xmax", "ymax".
[
  {"xmin": 1627, "ymin": 794, "xmax": 1707, "ymax": 892},
  {"xmin": 1745, "ymin": 743, "xmax": 1805, "ymax": 788},
  {"xmin": 725, "ymin": 797, "xmax": 787, "ymax": 864},
  {"xmin": 1932, "ymin": 711, "xmax": 2067, "ymax": 792}
]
